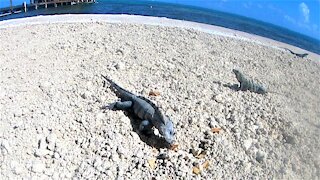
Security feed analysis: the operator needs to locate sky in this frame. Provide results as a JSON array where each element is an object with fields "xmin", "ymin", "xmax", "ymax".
[
  {"xmin": 1, "ymin": 0, "xmax": 319, "ymax": 39},
  {"xmin": 155, "ymin": 0, "xmax": 320, "ymax": 40}
]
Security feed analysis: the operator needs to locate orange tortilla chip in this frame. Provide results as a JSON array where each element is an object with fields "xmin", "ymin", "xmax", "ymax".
[
  {"xmin": 192, "ymin": 166, "xmax": 201, "ymax": 175},
  {"xmin": 148, "ymin": 159, "xmax": 156, "ymax": 170},
  {"xmin": 169, "ymin": 144, "xmax": 179, "ymax": 151},
  {"xmin": 202, "ymin": 160, "xmax": 210, "ymax": 169},
  {"xmin": 195, "ymin": 153, "xmax": 206, "ymax": 159},
  {"xmin": 149, "ymin": 90, "xmax": 161, "ymax": 96},
  {"xmin": 211, "ymin": 127, "xmax": 222, "ymax": 134}
]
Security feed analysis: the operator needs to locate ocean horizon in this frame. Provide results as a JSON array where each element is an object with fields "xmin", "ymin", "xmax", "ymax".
[{"xmin": 1, "ymin": 0, "xmax": 319, "ymax": 55}]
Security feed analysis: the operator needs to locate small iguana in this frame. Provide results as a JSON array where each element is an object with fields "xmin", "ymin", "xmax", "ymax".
[
  {"xmin": 232, "ymin": 69, "xmax": 267, "ymax": 94},
  {"xmin": 101, "ymin": 75, "xmax": 175, "ymax": 144},
  {"xmin": 284, "ymin": 48, "xmax": 308, "ymax": 58}
]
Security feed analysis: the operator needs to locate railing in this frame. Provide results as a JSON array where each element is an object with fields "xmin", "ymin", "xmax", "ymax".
[{"xmin": 0, "ymin": 0, "xmax": 95, "ymax": 17}]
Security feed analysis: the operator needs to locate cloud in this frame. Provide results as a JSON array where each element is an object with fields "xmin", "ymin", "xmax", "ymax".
[
  {"xmin": 243, "ymin": 2, "xmax": 252, "ymax": 9},
  {"xmin": 284, "ymin": 14, "xmax": 319, "ymax": 34},
  {"xmin": 267, "ymin": 4, "xmax": 284, "ymax": 15},
  {"xmin": 299, "ymin": 2, "xmax": 310, "ymax": 23},
  {"xmin": 284, "ymin": 15, "xmax": 296, "ymax": 24}
]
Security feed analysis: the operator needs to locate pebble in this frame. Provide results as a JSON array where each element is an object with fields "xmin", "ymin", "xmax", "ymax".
[
  {"xmin": 115, "ymin": 62, "xmax": 125, "ymax": 70},
  {"xmin": 157, "ymin": 153, "xmax": 169, "ymax": 160},
  {"xmin": 47, "ymin": 133, "xmax": 57, "ymax": 144},
  {"xmin": 214, "ymin": 94, "xmax": 225, "ymax": 103},
  {"xmin": 1, "ymin": 139, "xmax": 11, "ymax": 154},
  {"xmin": 209, "ymin": 118, "xmax": 218, "ymax": 128},
  {"xmin": 96, "ymin": 112, "xmax": 105, "ymax": 120},
  {"xmin": 256, "ymin": 150, "xmax": 266, "ymax": 163},
  {"xmin": 54, "ymin": 152, "xmax": 61, "ymax": 159},
  {"xmin": 52, "ymin": 172, "xmax": 60, "ymax": 180},
  {"xmin": 243, "ymin": 139, "xmax": 253, "ymax": 151},
  {"xmin": 44, "ymin": 168, "xmax": 55, "ymax": 176},
  {"xmin": 10, "ymin": 161, "xmax": 23, "ymax": 175},
  {"xmin": 47, "ymin": 143, "xmax": 55, "ymax": 151},
  {"xmin": 136, "ymin": 151, "xmax": 144, "ymax": 158},
  {"xmin": 12, "ymin": 120, "xmax": 24, "ymax": 129},
  {"xmin": 35, "ymin": 149, "xmax": 51, "ymax": 157},
  {"xmin": 81, "ymin": 91, "xmax": 91, "ymax": 99},
  {"xmin": 38, "ymin": 138, "xmax": 47, "ymax": 150},
  {"xmin": 153, "ymin": 128, "xmax": 159, "ymax": 136},
  {"xmin": 283, "ymin": 134, "xmax": 296, "ymax": 145},
  {"xmin": 31, "ymin": 161, "xmax": 45, "ymax": 173}
]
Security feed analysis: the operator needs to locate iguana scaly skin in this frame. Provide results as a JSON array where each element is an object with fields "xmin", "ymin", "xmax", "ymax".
[
  {"xmin": 232, "ymin": 69, "xmax": 267, "ymax": 94},
  {"xmin": 101, "ymin": 75, "xmax": 175, "ymax": 144}
]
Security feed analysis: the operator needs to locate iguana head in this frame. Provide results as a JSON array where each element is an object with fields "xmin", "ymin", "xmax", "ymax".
[
  {"xmin": 232, "ymin": 69, "xmax": 244, "ymax": 82},
  {"xmin": 232, "ymin": 69, "xmax": 240, "ymax": 77},
  {"xmin": 160, "ymin": 116, "xmax": 175, "ymax": 144}
]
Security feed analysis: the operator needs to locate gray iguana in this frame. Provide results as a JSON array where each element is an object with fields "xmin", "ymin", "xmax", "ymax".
[
  {"xmin": 232, "ymin": 69, "xmax": 267, "ymax": 94},
  {"xmin": 284, "ymin": 48, "xmax": 308, "ymax": 58},
  {"xmin": 101, "ymin": 75, "xmax": 175, "ymax": 144}
]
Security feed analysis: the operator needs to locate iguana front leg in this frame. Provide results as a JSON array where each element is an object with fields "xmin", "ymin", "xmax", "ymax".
[
  {"xmin": 139, "ymin": 120, "xmax": 154, "ymax": 135},
  {"xmin": 103, "ymin": 101, "xmax": 133, "ymax": 110}
]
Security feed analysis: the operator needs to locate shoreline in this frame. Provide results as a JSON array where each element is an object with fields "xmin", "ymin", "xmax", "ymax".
[{"xmin": 0, "ymin": 14, "xmax": 319, "ymax": 61}]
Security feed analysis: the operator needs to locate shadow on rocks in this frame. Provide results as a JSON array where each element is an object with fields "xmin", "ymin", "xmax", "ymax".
[
  {"xmin": 213, "ymin": 80, "xmax": 240, "ymax": 91},
  {"xmin": 224, "ymin": 83, "xmax": 240, "ymax": 91},
  {"xmin": 123, "ymin": 111, "xmax": 170, "ymax": 149}
]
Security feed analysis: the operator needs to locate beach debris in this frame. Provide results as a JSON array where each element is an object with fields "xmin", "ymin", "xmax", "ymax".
[
  {"xmin": 192, "ymin": 166, "xmax": 201, "ymax": 175},
  {"xmin": 148, "ymin": 90, "xmax": 161, "ymax": 96},
  {"xmin": 202, "ymin": 160, "xmax": 210, "ymax": 169},
  {"xmin": 211, "ymin": 127, "xmax": 222, "ymax": 134},
  {"xmin": 169, "ymin": 143, "xmax": 179, "ymax": 151},
  {"xmin": 232, "ymin": 69, "xmax": 267, "ymax": 94},
  {"xmin": 148, "ymin": 159, "xmax": 156, "ymax": 170},
  {"xmin": 195, "ymin": 151, "xmax": 207, "ymax": 159},
  {"xmin": 192, "ymin": 160, "xmax": 210, "ymax": 175}
]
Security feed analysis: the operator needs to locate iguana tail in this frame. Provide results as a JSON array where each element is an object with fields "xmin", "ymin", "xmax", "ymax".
[{"xmin": 101, "ymin": 75, "xmax": 134, "ymax": 100}]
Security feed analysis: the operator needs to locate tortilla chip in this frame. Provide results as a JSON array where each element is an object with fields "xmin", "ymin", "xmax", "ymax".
[
  {"xmin": 192, "ymin": 166, "xmax": 201, "ymax": 175},
  {"xmin": 149, "ymin": 90, "xmax": 161, "ymax": 96},
  {"xmin": 202, "ymin": 160, "xmax": 210, "ymax": 169},
  {"xmin": 148, "ymin": 159, "xmax": 156, "ymax": 170},
  {"xmin": 211, "ymin": 127, "xmax": 222, "ymax": 134},
  {"xmin": 169, "ymin": 144, "xmax": 179, "ymax": 151}
]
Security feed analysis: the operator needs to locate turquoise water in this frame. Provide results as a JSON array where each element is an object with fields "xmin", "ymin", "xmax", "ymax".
[{"xmin": 1, "ymin": 0, "xmax": 319, "ymax": 55}]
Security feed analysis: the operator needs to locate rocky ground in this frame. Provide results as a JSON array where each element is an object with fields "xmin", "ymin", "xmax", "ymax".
[{"xmin": 0, "ymin": 18, "xmax": 319, "ymax": 179}]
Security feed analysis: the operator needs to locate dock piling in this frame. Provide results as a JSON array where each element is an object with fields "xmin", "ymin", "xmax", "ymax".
[{"xmin": 23, "ymin": 1, "xmax": 27, "ymax": 12}]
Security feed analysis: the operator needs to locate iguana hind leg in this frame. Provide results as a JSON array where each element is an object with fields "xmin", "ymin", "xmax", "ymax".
[
  {"xmin": 103, "ymin": 101, "xmax": 133, "ymax": 110},
  {"xmin": 139, "ymin": 120, "xmax": 153, "ymax": 135}
]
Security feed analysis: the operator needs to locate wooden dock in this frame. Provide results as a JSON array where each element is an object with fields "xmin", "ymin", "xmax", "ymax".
[
  {"xmin": 0, "ymin": 0, "xmax": 95, "ymax": 17},
  {"xmin": 32, "ymin": 0, "xmax": 95, "ymax": 10}
]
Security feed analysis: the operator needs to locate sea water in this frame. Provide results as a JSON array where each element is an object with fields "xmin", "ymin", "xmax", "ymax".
[{"xmin": 0, "ymin": 0, "xmax": 319, "ymax": 55}]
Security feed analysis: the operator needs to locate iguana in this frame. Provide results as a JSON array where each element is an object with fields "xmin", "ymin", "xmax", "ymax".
[
  {"xmin": 232, "ymin": 69, "xmax": 267, "ymax": 94},
  {"xmin": 101, "ymin": 75, "xmax": 175, "ymax": 144},
  {"xmin": 284, "ymin": 48, "xmax": 308, "ymax": 58}
]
